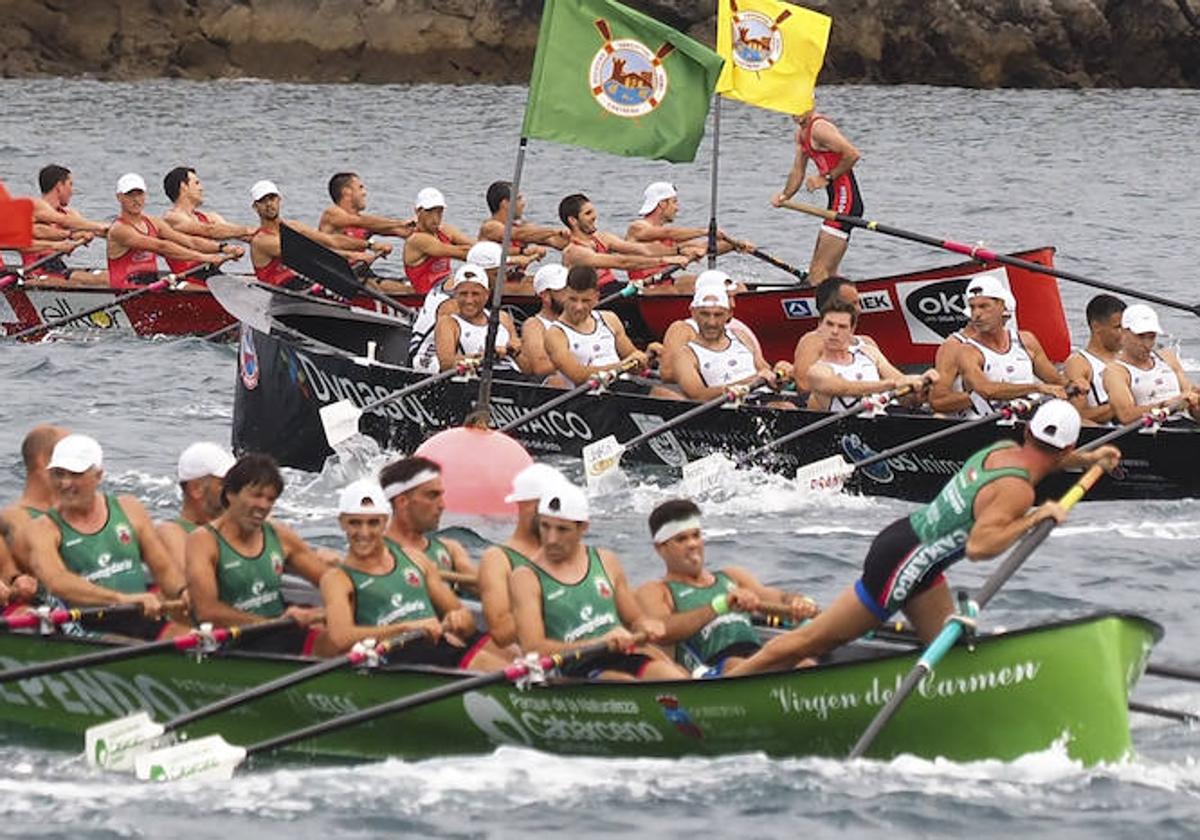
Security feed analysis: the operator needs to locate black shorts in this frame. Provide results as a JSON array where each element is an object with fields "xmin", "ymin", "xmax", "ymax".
[
  {"xmin": 822, "ymin": 171, "xmax": 864, "ymax": 239},
  {"xmin": 25, "ymin": 255, "xmax": 70, "ymax": 278},
  {"xmin": 560, "ymin": 651, "xmax": 652, "ymax": 679},
  {"xmin": 237, "ymin": 623, "xmax": 319, "ymax": 656},
  {"xmin": 855, "ymin": 516, "xmax": 954, "ymax": 622},
  {"xmin": 386, "ymin": 632, "xmax": 488, "ymax": 669},
  {"xmin": 125, "ymin": 272, "xmax": 161, "ymax": 287},
  {"xmin": 705, "ymin": 640, "xmax": 761, "ymax": 667}
]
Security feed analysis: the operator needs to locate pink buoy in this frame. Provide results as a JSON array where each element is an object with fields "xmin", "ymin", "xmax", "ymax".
[{"xmin": 415, "ymin": 427, "xmax": 533, "ymax": 515}]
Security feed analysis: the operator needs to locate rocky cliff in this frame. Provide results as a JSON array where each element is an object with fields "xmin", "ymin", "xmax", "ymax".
[{"xmin": 1, "ymin": 0, "xmax": 1196, "ymax": 87}]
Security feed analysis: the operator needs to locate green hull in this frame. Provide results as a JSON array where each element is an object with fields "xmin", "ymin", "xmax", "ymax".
[{"xmin": 0, "ymin": 612, "xmax": 1160, "ymax": 766}]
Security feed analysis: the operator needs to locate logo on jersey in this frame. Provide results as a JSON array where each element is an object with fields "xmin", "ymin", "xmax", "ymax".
[
  {"xmin": 240, "ymin": 328, "xmax": 260, "ymax": 390},
  {"xmin": 595, "ymin": 578, "xmax": 613, "ymax": 599},
  {"xmin": 391, "ymin": 593, "xmax": 406, "ymax": 608},
  {"xmin": 116, "ymin": 524, "xmax": 132, "ymax": 545},
  {"xmin": 405, "ymin": 568, "xmax": 422, "ymax": 587},
  {"xmin": 270, "ymin": 553, "xmax": 283, "ymax": 577},
  {"xmin": 730, "ymin": 8, "xmax": 784, "ymax": 72},
  {"xmin": 590, "ymin": 19, "xmax": 672, "ymax": 119}
]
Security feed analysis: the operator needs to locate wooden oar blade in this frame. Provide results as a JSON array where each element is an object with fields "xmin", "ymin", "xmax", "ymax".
[
  {"xmin": 581, "ymin": 435, "xmax": 625, "ymax": 491},
  {"xmin": 320, "ymin": 399, "xmax": 365, "ymax": 446},
  {"xmin": 135, "ymin": 734, "xmax": 247, "ymax": 783},
  {"xmin": 681, "ymin": 452, "xmax": 730, "ymax": 497},
  {"xmin": 85, "ymin": 711, "xmax": 167, "ymax": 771},
  {"xmin": 793, "ymin": 455, "xmax": 854, "ymax": 493}
]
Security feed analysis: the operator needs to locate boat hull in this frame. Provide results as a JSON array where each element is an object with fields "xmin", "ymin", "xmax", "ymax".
[{"xmin": 0, "ymin": 613, "xmax": 1159, "ymax": 766}]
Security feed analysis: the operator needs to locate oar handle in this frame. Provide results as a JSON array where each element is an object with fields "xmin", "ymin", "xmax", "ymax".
[
  {"xmin": 597, "ymin": 265, "xmax": 683, "ymax": 307},
  {"xmin": 747, "ymin": 248, "xmax": 809, "ymax": 284},
  {"xmin": 0, "ymin": 602, "xmax": 146, "ymax": 633},
  {"xmin": 438, "ymin": 569, "xmax": 479, "ymax": 586}
]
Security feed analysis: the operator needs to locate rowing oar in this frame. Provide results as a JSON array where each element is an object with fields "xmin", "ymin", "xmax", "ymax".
[
  {"xmin": 780, "ymin": 200, "xmax": 1200, "ymax": 317},
  {"xmin": 598, "ymin": 265, "xmax": 684, "ymax": 307},
  {"xmin": 747, "ymin": 248, "xmax": 809, "ymax": 285},
  {"xmin": 847, "ymin": 402, "xmax": 1182, "ymax": 759},
  {"xmin": 0, "ymin": 615, "xmax": 296, "ymax": 686},
  {"xmin": 0, "ymin": 602, "xmax": 146, "ymax": 633},
  {"xmin": 1145, "ymin": 663, "xmax": 1200, "ymax": 683},
  {"xmin": 86, "ymin": 628, "xmax": 428, "ymax": 772},
  {"xmin": 135, "ymin": 637, "xmax": 620, "ymax": 781},
  {"xmin": 582, "ymin": 378, "xmax": 764, "ymax": 491},
  {"xmin": 319, "ymin": 358, "xmax": 480, "ymax": 446},
  {"xmin": 279, "ymin": 223, "xmax": 415, "ymax": 320},
  {"xmin": 498, "ymin": 359, "xmax": 640, "ymax": 434},
  {"xmin": 1128, "ymin": 701, "xmax": 1200, "ymax": 725},
  {"xmin": 7, "ymin": 263, "xmax": 211, "ymax": 341},
  {"xmin": 0, "ymin": 244, "xmax": 84, "ymax": 282}
]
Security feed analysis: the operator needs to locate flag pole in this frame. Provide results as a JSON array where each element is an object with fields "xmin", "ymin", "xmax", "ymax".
[
  {"xmin": 470, "ymin": 135, "xmax": 528, "ymax": 424},
  {"xmin": 706, "ymin": 95, "xmax": 721, "ymax": 270}
]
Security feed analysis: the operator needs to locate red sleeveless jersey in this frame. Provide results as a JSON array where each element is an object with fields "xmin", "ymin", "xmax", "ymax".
[
  {"xmin": 108, "ymin": 216, "xmax": 161, "ymax": 289},
  {"xmin": 627, "ymin": 236, "xmax": 673, "ymax": 282},
  {"xmin": 165, "ymin": 210, "xmax": 210, "ymax": 279},
  {"xmin": 574, "ymin": 235, "xmax": 616, "ymax": 287},
  {"xmin": 406, "ymin": 229, "xmax": 452, "ymax": 294},
  {"xmin": 252, "ymin": 227, "xmax": 299, "ymax": 287},
  {"xmin": 797, "ymin": 114, "xmax": 843, "ymax": 176}
]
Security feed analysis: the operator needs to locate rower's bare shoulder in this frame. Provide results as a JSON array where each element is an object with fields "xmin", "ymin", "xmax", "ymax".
[{"xmin": 598, "ymin": 310, "xmax": 624, "ymax": 333}]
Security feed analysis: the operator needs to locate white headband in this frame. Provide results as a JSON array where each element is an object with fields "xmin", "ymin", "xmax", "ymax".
[
  {"xmin": 382, "ymin": 468, "xmax": 440, "ymax": 499},
  {"xmin": 653, "ymin": 516, "xmax": 702, "ymax": 545}
]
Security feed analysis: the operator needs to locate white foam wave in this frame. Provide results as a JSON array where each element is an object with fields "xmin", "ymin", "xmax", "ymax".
[{"xmin": 1053, "ymin": 521, "xmax": 1200, "ymax": 541}]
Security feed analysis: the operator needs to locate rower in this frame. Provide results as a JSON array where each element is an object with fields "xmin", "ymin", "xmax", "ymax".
[
  {"xmin": 434, "ymin": 263, "xmax": 525, "ymax": 379},
  {"xmin": 23, "ymin": 164, "xmax": 109, "ymax": 284},
  {"xmin": 660, "ymin": 268, "xmax": 768, "ymax": 382},
  {"xmin": 248, "ymin": 179, "xmax": 378, "ymax": 290},
  {"xmin": 636, "ymin": 498, "xmax": 819, "ymax": 676},
  {"xmin": 519, "ymin": 264, "xmax": 569, "ymax": 378},
  {"xmin": 185, "ymin": 453, "xmax": 327, "ymax": 654},
  {"xmin": 509, "ymin": 481, "xmax": 687, "ymax": 680},
  {"xmin": 792, "ymin": 276, "xmax": 876, "ymax": 393},
  {"xmin": 1063, "ymin": 294, "xmax": 1126, "ymax": 424},
  {"xmin": 161, "ymin": 166, "xmax": 254, "ymax": 283},
  {"xmin": 0, "ymin": 424, "xmax": 66, "ymax": 606},
  {"xmin": 479, "ymin": 180, "xmax": 568, "ymax": 252},
  {"xmin": 1102, "ymin": 303, "xmax": 1200, "ymax": 424},
  {"xmin": 477, "ymin": 463, "xmax": 567, "ymax": 648},
  {"xmin": 558, "ymin": 192, "xmax": 691, "ymax": 297},
  {"xmin": 316, "ymin": 479, "xmax": 505, "ymax": 669},
  {"xmin": 156, "ymin": 441, "xmax": 235, "ymax": 574},
  {"xmin": 806, "ymin": 298, "xmax": 934, "ymax": 411},
  {"xmin": 671, "ymin": 284, "xmax": 789, "ymax": 405},
  {"xmin": 929, "ymin": 274, "xmax": 1071, "ymax": 416},
  {"xmin": 107, "ymin": 173, "xmax": 236, "ymax": 289},
  {"xmin": 318, "ymin": 172, "xmax": 409, "ymax": 280},
  {"xmin": 25, "ymin": 434, "xmax": 190, "ymax": 639},
  {"xmin": 403, "ymin": 187, "xmax": 473, "ymax": 295},
  {"xmin": 625, "ymin": 182, "xmax": 749, "ymax": 294},
  {"xmin": 379, "ymin": 456, "xmax": 477, "ymax": 583},
  {"xmin": 725, "ymin": 400, "xmax": 1122, "ymax": 676}
]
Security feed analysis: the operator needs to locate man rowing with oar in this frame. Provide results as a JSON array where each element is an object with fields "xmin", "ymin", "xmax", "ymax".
[
  {"xmin": 559, "ymin": 193, "xmax": 692, "ymax": 297},
  {"xmin": 379, "ymin": 456, "xmax": 477, "ymax": 583},
  {"xmin": 658, "ymin": 269, "xmax": 767, "ymax": 383},
  {"xmin": 186, "ymin": 453, "xmax": 327, "ymax": 654},
  {"xmin": 25, "ymin": 434, "xmax": 191, "ymax": 640},
  {"xmin": 23, "ymin": 164, "xmax": 109, "ymax": 284},
  {"xmin": 316, "ymin": 479, "xmax": 505, "ymax": 669},
  {"xmin": 248, "ymin": 179, "xmax": 379, "ymax": 290},
  {"xmin": 791, "ymin": 276, "xmax": 877, "ymax": 393},
  {"xmin": 0, "ymin": 424, "xmax": 68, "ymax": 578},
  {"xmin": 772, "ymin": 108, "xmax": 862, "ymax": 285},
  {"xmin": 156, "ymin": 442, "xmax": 235, "ymax": 574},
  {"xmin": 806, "ymin": 298, "xmax": 933, "ymax": 411},
  {"xmin": 433, "ymin": 263, "xmax": 526, "ymax": 379},
  {"xmin": 726, "ymin": 400, "xmax": 1122, "ymax": 676},
  {"xmin": 519, "ymin": 264, "xmax": 569, "ymax": 379},
  {"xmin": 1064, "ymin": 294, "xmax": 1126, "ymax": 424},
  {"xmin": 477, "ymin": 463, "xmax": 567, "ymax": 649},
  {"xmin": 319, "ymin": 172, "xmax": 410, "ymax": 281},
  {"xmin": 478, "ymin": 180, "xmax": 568, "ymax": 252},
  {"xmin": 625, "ymin": 182, "xmax": 748, "ymax": 294},
  {"xmin": 1103, "ymin": 303, "xmax": 1200, "ymax": 424},
  {"xmin": 509, "ymin": 481, "xmax": 687, "ymax": 680},
  {"xmin": 403, "ymin": 187, "xmax": 473, "ymax": 295},
  {"xmin": 107, "ymin": 173, "xmax": 237, "ymax": 289},
  {"xmin": 930, "ymin": 274, "xmax": 1072, "ymax": 417},
  {"xmin": 636, "ymin": 498, "xmax": 819, "ymax": 677},
  {"xmin": 162, "ymin": 166, "xmax": 254, "ymax": 284}
]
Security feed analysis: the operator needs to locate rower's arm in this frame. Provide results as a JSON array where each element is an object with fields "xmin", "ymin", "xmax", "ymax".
[
  {"xmin": 928, "ymin": 339, "xmax": 973, "ymax": 413},
  {"xmin": 513, "ymin": 221, "xmax": 570, "ymax": 250},
  {"xmin": 600, "ymin": 551, "xmax": 654, "ymax": 634},
  {"xmin": 285, "ymin": 219, "xmax": 373, "ymax": 253},
  {"xmin": 275, "ymin": 523, "xmax": 331, "ymax": 586},
  {"xmin": 328, "ymin": 206, "xmax": 416, "ymax": 237},
  {"xmin": 478, "ymin": 547, "xmax": 519, "ymax": 648},
  {"xmin": 443, "ymin": 223, "xmax": 475, "ymax": 247},
  {"xmin": 674, "ymin": 347, "xmax": 727, "ymax": 401},
  {"xmin": 511, "ymin": 565, "xmax": 573, "ymax": 656},
  {"xmin": 809, "ymin": 120, "xmax": 861, "ymax": 181},
  {"xmin": 185, "ymin": 528, "xmax": 265, "ymax": 625},
  {"xmin": 604, "ymin": 311, "xmax": 641, "ymax": 361},
  {"xmin": 318, "ymin": 567, "xmax": 439, "ymax": 652},
  {"xmin": 109, "ymin": 220, "xmax": 215, "ymax": 264},
  {"xmin": 964, "ymin": 479, "xmax": 1038, "ymax": 560},
  {"xmin": 545, "ymin": 325, "xmax": 601, "ymax": 384},
  {"xmin": 434, "ymin": 315, "xmax": 464, "ymax": 371},
  {"xmin": 164, "ymin": 208, "xmax": 254, "ymax": 241},
  {"xmin": 634, "ymin": 579, "xmax": 713, "ymax": 645},
  {"xmin": 627, "ymin": 219, "xmax": 708, "ymax": 243},
  {"xmin": 807, "ymin": 362, "xmax": 896, "ymax": 399},
  {"xmin": 1023, "ymin": 331, "xmax": 1067, "ymax": 387},
  {"xmin": 518, "ymin": 318, "xmax": 555, "ymax": 378},
  {"xmin": 156, "ymin": 216, "xmax": 224, "ymax": 254},
  {"xmin": 156, "ymin": 521, "xmax": 188, "ymax": 576},
  {"xmin": 404, "ymin": 231, "xmax": 470, "ymax": 264},
  {"xmin": 657, "ymin": 321, "xmax": 693, "ymax": 383},
  {"xmin": 1063, "ymin": 354, "xmax": 1113, "ymax": 424},
  {"xmin": 603, "ymin": 232, "xmax": 676, "ymax": 258},
  {"xmin": 1101, "ymin": 364, "xmax": 1143, "ymax": 424},
  {"xmin": 791, "ymin": 332, "xmax": 822, "ymax": 393},
  {"xmin": 778, "ymin": 144, "xmax": 811, "ymax": 201},
  {"xmin": 26, "ymin": 518, "xmax": 149, "ymax": 607},
  {"xmin": 564, "ymin": 242, "xmax": 688, "ymax": 272},
  {"xmin": 120, "ymin": 495, "xmax": 187, "ymax": 598},
  {"xmin": 414, "ymin": 551, "xmax": 476, "ymax": 636},
  {"xmin": 441, "ymin": 536, "xmax": 478, "ymax": 589}
]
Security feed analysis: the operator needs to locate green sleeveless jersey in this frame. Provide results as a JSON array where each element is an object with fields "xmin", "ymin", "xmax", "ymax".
[
  {"xmin": 173, "ymin": 516, "xmax": 199, "ymax": 534},
  {"xmin": 909, "ymin": 441, "xmax": 1030, "ymax": 545},
  {"xmin": 665, "ymin": 571, "xmax": 759, "ymax": 668},
  {"xmin": 501, "ymin": 545, "xmax": 531, "ymax": 571},
  {"xmin": 208, "ymin": 522, "xmax": 285, "ymax": 618},
  {"xmin": 424, "ymin": 534, "xmax": 453, "ymax": 572},
  {"xmin": 24, "ymin": 506, "xmax": 45, "ymax": 520},
  {"xmin": 530, "ymin": 547, "xmax": 621, "ymax": 643},
  {"xmin": 48, "ymin": 494, "xmax": 148, "ymax": 594},
  {"xmin": 345, "ymin": 540, "xmax": 438, "ymax": 626}
]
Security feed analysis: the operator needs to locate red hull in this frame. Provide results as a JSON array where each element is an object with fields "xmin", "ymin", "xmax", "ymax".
[{"xmin": 0, "ymin": 283, "xmax": 234, "ymax": 338}]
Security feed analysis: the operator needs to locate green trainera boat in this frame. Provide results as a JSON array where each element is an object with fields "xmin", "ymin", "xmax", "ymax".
[{"xmin": 0, "ymin": 611, "xmax": 1159, "ymax": 768}]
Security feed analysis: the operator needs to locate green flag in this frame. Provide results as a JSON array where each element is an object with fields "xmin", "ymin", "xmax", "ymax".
[{"xmin": 522, "ymin": 0, "xmax": 725, "ymax": 163}]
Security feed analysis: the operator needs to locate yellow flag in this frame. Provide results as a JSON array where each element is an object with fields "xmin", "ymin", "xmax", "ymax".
[{"xmin": 715, "ymin": 0, "xmax": 831, "ymax": 115}]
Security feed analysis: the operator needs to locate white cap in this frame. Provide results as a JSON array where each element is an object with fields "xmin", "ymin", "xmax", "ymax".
[
  {"xmin": 504, "ymin": 463, "xmax": 568, "ymax": 504},
  {"xmin": 690, "ymin": 287, "xmax": 730, "ymax": 310},
  {"xmin": 116, "ymin": 173, "xmax": 147, "ymax": 194},
  {"xmin": 695, "ymin": 269, "xmax": 735, "ymax": 291},
  {"xmin": 538, "ymin": 482, "xmax": 590, "ymax": 523},
  {"xmin": 250, "ymin": 180, "xmax": 280, "ymax": 201},
  {"xmin": 47, "ymin": 433, "xmax": 103, "ymax": 473},
  {"xmin": 638, "ymin": 181, "xmax": 677, "ymax": 215},
  {"xmin": 415, "ymin": 187, "xmax": 446, "ymax": 210},
  {"xmin": 533, "ymin": 263, "xmax": 568, "ymax": 294},
  {"xmin": 337, "ymin": 479, "xmax": 390, "ymax": 516},
  {"xmin": 965, "ymin": 274, "xmax": 1016, "ymax": 311},
  {"xmin": 177, "ymin": 442, "xmax": 236, "ymax": 482},
  {"xmin": 1028, "ymin": 399, "xmax": 1081, "ymax": 450},
  {"xmin": 453, "ymin": 263, "xmax": 489, "ymax": 289},
  {"xmin": 1121, "ymin": 303, "xmax": 1162, "ymax": 335},
  {"xmin": 466, "ymin": 240, "xmax": 502, "ymax": 270}
]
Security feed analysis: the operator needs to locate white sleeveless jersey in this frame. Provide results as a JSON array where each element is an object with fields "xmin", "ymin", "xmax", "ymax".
[
  {"xmin": 409, "ymin": 281, "xmax": 451, "ymax": 373},
  {"xmin": 451, "ymin": 313, "xmax": 517, "ymax": 371},
  {"xmin": 687, "ymin": 332, "xmax": 757, "ymax": 387},
  {"xmin": 1118, "ymin": 352, "xmax": 1181, "ymax": 406},
  {"xmin": 549, "ymin": 312, "xmax": 621, "ymax": 367},
  {"xmin": 817, "ymin": 338, "xmax": 881, "ymax": 411},
  {"xmin": 684, "ymin": 315, "xmax": 762, "ymax": 356},
  {"xmin": 951, "ymin": 331, "xmax": 1036, "ymax": 417},
  {"xmin": 1074, "ymin": 347, "xmax": 1110, "ymax": 408}
]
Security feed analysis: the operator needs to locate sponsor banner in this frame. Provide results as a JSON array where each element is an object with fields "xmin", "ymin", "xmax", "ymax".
[
  {"xmin": 26, "ymin": 291, "xmax": 132, "ymax": 331},
  {"xmin": 780, "ymin": 288, "xmax": 894, "ymax": 321},
  {"xmin": 896, "ymin": 268, "xmax": 1011, "ymax": 345}
]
